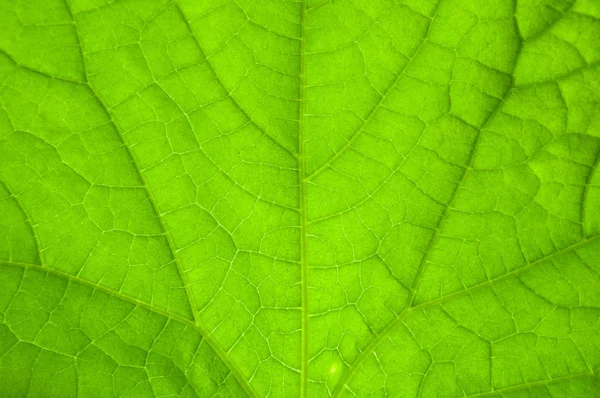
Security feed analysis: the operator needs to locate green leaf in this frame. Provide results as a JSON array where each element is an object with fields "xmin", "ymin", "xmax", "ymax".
[{"xmin": 1, "ymin": 0, "xmax": 599, "ymax": 396}]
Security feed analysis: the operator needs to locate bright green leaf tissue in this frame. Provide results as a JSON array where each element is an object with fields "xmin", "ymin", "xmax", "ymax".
[{"xmin": 1, "ymin": 0, "xmax": 600, "ymax": 396}]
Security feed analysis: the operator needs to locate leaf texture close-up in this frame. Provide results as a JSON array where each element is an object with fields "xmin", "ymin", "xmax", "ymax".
[{"xmin": 1, "ymin": 0, "xmax": 600, "ymax": 396}]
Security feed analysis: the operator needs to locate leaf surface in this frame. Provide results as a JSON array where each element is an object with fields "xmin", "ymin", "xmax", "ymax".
[{"xmin": 0, "ymin": 0, "xmax": 600, "ymax": 396}]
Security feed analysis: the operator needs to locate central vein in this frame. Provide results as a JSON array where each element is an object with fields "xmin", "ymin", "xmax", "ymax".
[{"xmin": 298, "ymin": 0, "xmax": 310, "ymax": 396}]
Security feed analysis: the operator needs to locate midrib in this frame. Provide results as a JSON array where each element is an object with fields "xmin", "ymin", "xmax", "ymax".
[{"xmin": 298, "ymin": 0, "xmax": 310, "ymax": 396}]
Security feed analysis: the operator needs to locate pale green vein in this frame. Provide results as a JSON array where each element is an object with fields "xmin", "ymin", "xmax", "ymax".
[
  {"xmin": 334, "ymin": 10, "xmax": 528, "ymax": 391},
  {"xmin": 299, "ymin": 0, "xmax": 310, "ymax": 396},
  {"xmin": 63, "ymin": 0, "xmax": 85, "ymax": 81},
  {"xmin": 64, "ymin": 4, "xmax": 258, "ymax": 395},
  {"xmin": 515, "ymin": 60, "xmax": 600, "ymax": 88},
  {"xmin": 0, "ymin": 260, "xmax": 195, "ymax": 326},
  {"xmin": 174, "ymin": 1, "xmax": 299, "ymax": 160},
  {"xmin": 415, "ymin": 234, "xmax": 600, "ymax": 312},
  {"xmin": 89, "ymin": 66, "xmax": 258, "ymax": 398},
  {"xmin": 521, "ymin": 0, "xmax": 576, "ymax": 43},
  {"xmin": 464, "ymin": 372, "xmax": 596, "ymax": 397},
  {"xmin": 407, "ymin": 91, "xmax": 517, "ymax": 308},
  {"xmin": 307, "ymin": 0, "xmax": 330, "ymax": 12},
  {"xmin": 65, "ymin": 1, "xmax": 201, "ymax": 324},
  {"xmin": 305, "ymin": 2, "xmax": 441, "ymax": 181},
  {"xmin": 0, "ymin": 182, "xmax": 43, "ymax": 265},
  {"xmin": 0, "ymin": 259, "xmax": 256, "ymax": 397},
  {"xmin": 88, "ymin": 79, "xmax": 198, "ymax": 318},
  {"xmin": 333, "ymin": 234, "xmax": 600, "ymax": 397},
  {"xmin": 0, "ymin": 50, "xmax": 85, "ymax": 85},
  {"xmin": 407, "ymin": 3, "xmax": 526, "ymax": 313},
  {"xmin": 582, "ymin": 144, "xmax": 600, "ymax": 236}
]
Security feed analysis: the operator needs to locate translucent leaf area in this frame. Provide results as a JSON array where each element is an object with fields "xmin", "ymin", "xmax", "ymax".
[{"xmin": 1, "ymin": 0, "xmax": 600, "ymax": 396}]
